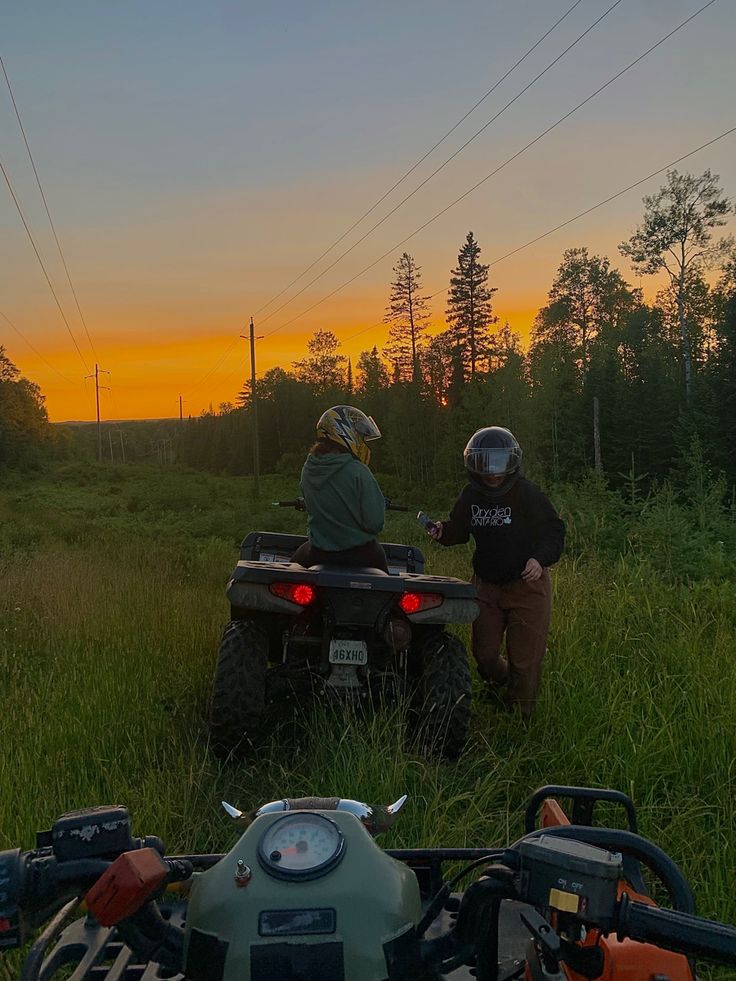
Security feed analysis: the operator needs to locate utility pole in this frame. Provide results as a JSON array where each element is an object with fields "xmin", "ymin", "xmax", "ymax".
[
  {"xmin": 593, "ymin": 396, "xmax": 603, "ymax": 474},
  {"xmin": 85, "ymin": 363, "xmax": 110, "ymax": 462},
  {"xmin": 240, "ymin": 318, "xmax": 264, "ymax": 497},
  {"xmin": 108, "ymin": 428, "xmax": 114, "ymax": 463},
  {"xmin": 179, "ymin": 394, "xmax": 184, "ymax": 422}
]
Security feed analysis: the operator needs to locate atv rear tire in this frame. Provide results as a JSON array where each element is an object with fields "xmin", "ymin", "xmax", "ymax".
[
  {"xmin": 414, "ymin": 631, "xmax": 472, "ymax": 760},
  {"xmin": 209, "ymin": 619, "xmax": 268, "ymax": 758}
]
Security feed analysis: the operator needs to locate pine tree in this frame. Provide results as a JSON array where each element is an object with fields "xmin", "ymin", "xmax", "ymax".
[
  {"xmin": 356, "ymin": 346, "xmax": 390, "ymax": 397},
  {"xmin": 383, "ymin": 252, "xmax": 430, "ymax": 383},
  {"xmin": 446, "ymin": 231, "xmax": 497, "ymax": 380},
  {"xmin": 421, "ymin": 330, "xmax": 454, "ymax": 405}
]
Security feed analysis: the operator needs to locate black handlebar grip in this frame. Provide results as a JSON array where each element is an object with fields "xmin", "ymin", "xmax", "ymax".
[{"xmin": 619, "ymin": 897, "xmax": 736, "ymax": 966}]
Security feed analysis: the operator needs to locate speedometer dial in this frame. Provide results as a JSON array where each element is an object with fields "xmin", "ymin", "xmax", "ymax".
[{"xmin": 258, "ymin": 813, "xmax": 345, "ymax": 880}]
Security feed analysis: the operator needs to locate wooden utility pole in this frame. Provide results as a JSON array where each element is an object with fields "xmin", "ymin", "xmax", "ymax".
[
  {"xmin": 85, "ymin": 363, "xmax": 110, "ymax": 462},
  {"xmin": 593, "ymin": 396, "xmax": 603, "ymax": 474},
  {"xmin": 179, "ymin": 394, "xmax": 184, "ymax": 422},
  {"xmin": 241, "ymin": 318, "xmax": 263, "ymax": 497}
]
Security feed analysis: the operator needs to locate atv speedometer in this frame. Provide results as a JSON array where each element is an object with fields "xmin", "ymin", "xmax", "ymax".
[{"xmin": 258, "ymin": 813, "xmax": 345, "ymax": 880}]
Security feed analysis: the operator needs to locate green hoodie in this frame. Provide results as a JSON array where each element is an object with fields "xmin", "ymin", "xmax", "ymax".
[{"xmin": 300, "ymin": 453, "xmax": 385, "ymax": 551}]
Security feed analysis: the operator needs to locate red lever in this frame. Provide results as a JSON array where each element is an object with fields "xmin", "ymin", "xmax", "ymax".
[{"xmin": 86, "ymin": 848, "xmax": 168, "ymax": 926}]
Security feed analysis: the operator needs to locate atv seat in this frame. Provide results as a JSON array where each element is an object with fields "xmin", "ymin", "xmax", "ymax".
[{"xmin": 239, "ymin": 532, "xmax": 426, "ymax": 574}]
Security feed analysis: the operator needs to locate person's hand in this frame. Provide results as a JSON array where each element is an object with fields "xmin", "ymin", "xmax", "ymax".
[
  {"xmin": 521, "ymin": 558, "xmax": 543, "ymax": 582},
  {"xmin": 428, "ymin": 520, "xmax": 443, "ymax": 541}
]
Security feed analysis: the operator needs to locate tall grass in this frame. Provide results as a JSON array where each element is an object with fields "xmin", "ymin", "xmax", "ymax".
[{"xmin": 1, "ymin": 464, "xmax": 734, "ymax": 978}]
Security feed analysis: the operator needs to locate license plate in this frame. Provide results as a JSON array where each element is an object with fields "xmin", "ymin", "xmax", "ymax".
[{"xmin": 328, "ymin": 639, "xmax": 368, "ymax": 665}]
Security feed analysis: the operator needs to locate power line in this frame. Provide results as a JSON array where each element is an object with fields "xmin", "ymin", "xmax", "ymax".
[
  {"xmin": 197, "ymin": 120, "xmax": 736, "ymax": 411},
  {"xmin": 262, "ymin": 0, "xmax": 719, "ymax": 341},
  {"xmin": 0, "ymin": 53, "xmax": 98, "ymax": 362},
  {"xmin": 0, "ymin": 308, "xmax": 78, "ymax": 384},
  {"xmin": 340, "ymin": 124, "xmax": 736, "ymax": 346},
  {"xmin": 0, "ymin": 155, "xmax": 91, "ymax": 373},
  {"xmin": 252, "ymin": 0, "xmax": 587, "ymax": 320},
  {"xmin": 186, "ymin": 334, "xmax": 241, "ymax": 397},
  {"xmin": 258, "ymin": 0, "xmax": 624, "ymax": 330},
  {"xmin": 187, "ymin": 1, "xmax": 590, "ymax": 396}
]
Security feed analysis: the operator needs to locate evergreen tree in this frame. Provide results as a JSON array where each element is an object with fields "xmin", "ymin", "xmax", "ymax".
[
  {"xmin": 446, "ymin": 231, "xmax": 498, "ymax": 379},
  {"xmin": 705, "ymin": 294, "xmax": 736, "ymax": 480},
  {"xmin": 356, "ymin": 346, "xmax": 390, "ymax": 397},
  {"xmin": 421, "ymin": 330, "xmax": 454, "ymax": 405},
  {"xmin": 383, "ymin": 252, "xmax": 430, "ymax": 383},
  {"xmin": 655, "ymin": 270, "xmax": 715, "ymax": 375}
]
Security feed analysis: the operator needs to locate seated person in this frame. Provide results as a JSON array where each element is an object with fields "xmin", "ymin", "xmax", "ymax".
[{"xmin": 291, "ymin": 405, "xmax": 388, "ymax": 573}]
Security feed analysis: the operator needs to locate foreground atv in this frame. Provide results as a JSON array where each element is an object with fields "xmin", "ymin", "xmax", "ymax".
[
  {"xmin": 209, "ymin": 502, "xmax": 478, "ymax": 759},
  {"xmin": 5, "ymin": 785, "xmax": 736, "ymax": 980}
]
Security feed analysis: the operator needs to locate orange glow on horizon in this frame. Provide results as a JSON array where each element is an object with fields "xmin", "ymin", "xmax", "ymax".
[{"xmin": 20, "ymin": 304, "xmax": 541, "ymax": 423}]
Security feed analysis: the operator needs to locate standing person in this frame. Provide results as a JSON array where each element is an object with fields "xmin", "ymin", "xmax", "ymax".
[
  {"xmin": 291, "ymin": 405, "xmax": 389, "ymax": 572},
  {"xmin": 428, "ymin": 427, "xmax": 564, "ymax": 717}
]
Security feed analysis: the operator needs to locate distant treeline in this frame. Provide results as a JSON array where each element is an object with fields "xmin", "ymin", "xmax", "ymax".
[
  {"xmin": 0, "ymin": 345, "xmax": 53, "ymax": 467},
  {"xmin": 3, "ymin": 170, "xmax": 735, "ymax": 489},
  {"xmin": 177, "ymin": 293, "xmax": 736, "ymax": 492},
  {"xmin": 179, "ymin": 170, "xmax": 736, "ymax": 492}
]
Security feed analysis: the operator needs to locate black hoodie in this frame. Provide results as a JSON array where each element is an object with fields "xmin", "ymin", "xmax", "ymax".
[{"xmin": 439, "ymin": 475, "xmax": 565, "ymax": 584}]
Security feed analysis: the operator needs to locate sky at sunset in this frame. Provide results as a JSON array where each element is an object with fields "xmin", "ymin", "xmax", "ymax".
[{"xmin": 2, "ymin": 0, "xmax": 735, "ymax": 422}]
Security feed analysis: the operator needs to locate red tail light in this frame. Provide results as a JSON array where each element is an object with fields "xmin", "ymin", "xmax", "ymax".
[
  {"xmin": 398, "ymin": 591, "xmax": 443, "ymax": 614},
  {"xmin": 270, "ymin": 582, "xmax": 316, "ymax": 606}
]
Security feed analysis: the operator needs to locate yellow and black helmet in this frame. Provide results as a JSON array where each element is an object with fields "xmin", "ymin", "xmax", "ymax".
[{"xmin": 316, "ymin": 405, "xmax": 381, "ymax": 465}]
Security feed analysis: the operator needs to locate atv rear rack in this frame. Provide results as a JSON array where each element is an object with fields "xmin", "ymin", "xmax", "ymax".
[{"xmin": 239, "ymin": 531, "xmax": 426, "ymax": 575}]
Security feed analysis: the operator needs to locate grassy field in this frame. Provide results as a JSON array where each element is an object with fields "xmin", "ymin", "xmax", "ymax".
[{"xmin": 1, "ymin": 462, "xmax": 735, "ymax": 978}]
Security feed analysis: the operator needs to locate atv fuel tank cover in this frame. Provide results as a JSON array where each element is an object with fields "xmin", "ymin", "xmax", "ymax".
[
  {"xmin": 186, "ymin": 928, "xmax": 228, "ymax": 981},
  {"xmin": 258, "ymin": 907, "xmax": 336, "ymax": 936},
  {"xmin": 251, "ymin": 941, "xmax": 344, "ymax": 981}
]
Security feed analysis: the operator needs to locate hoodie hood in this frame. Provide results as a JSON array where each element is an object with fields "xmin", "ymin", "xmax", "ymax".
[
  {"xmin": 303, "ymin": 452, "xmax": 356, "ymax": 489},
  {"xmin": 300, "ymin": 452, "xmax": 386, "ymax": 551}
]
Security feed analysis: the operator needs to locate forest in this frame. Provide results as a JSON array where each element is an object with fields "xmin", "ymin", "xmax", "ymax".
[
  {"xmin": 3, "ymin": 169, "xmax": 735, "ymax": 494},
  {"xmin": 175, "ymin": 169, "xmax": 736, "ymax": 493}
]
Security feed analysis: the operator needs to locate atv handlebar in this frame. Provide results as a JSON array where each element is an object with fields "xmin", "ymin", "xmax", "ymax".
[
  {"xmin": 5, "ymin": 808, "xmax": 736, "ymax": 976},
  {"xmin": 272, "ymin": 497, "xmax": 410, "ymax": 512},
  {"xmin": 617, "ymin": 896, "xmax": 736, "ymax": 967}
]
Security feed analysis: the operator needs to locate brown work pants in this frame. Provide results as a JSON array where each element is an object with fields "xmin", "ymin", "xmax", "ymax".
[{"xmin": 471, "ymin": 570, "xmax": 551, "ymax": 717}]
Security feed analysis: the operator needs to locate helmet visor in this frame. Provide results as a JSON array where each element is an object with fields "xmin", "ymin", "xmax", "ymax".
[
  {"xmin": 464, "ymin": 447, "xmax": 519, "ymax": 476},
  {"xmin": 357, "ymin": 415, "xmax": 382, "ymax": 441}
]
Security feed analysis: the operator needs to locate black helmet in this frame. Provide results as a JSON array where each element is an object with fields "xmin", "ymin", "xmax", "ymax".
[{"xmin": 463, "ymin": 427, "xmax": 522, "ymax": 476}]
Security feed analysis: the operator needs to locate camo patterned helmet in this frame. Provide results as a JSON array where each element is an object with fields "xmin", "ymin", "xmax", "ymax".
[{"xmin": 316, "ymin": 405, "xmax": 381, "ymax": 465}]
